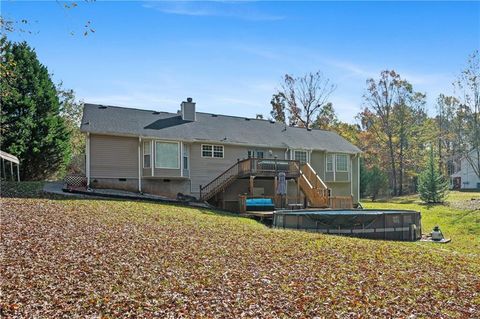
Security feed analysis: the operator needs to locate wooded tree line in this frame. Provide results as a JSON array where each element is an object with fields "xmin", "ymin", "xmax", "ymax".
[{"xmin": 270, "ymin": 51, "xmax": 480, "ymax": 197}]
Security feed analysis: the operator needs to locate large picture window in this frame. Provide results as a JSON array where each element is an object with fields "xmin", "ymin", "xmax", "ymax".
[
  {"xmin": 336, "ymin": 154, "xmax": 348, "ymax": 172},
  {"xmin": 143, "ymin": 141, "xmax": 151, "ymax": 168},
  {"xmin": 155, "ymin": 141, "xmax": 179, "ymax": 169},
  {"xmin": 202, "ymin": 144, "xmax": 224, "ymax": 158}
]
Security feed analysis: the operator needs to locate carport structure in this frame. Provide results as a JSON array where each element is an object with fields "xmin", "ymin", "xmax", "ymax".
[{"xmin": 0, "ymin": 151, "xmax": 20, "ymax": 182}]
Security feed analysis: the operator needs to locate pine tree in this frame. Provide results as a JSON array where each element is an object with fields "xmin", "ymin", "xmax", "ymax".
[
  {"xmin": 418, "ymin": 147, "xmax": 449, "ymax": 203},
  {"xmin": 1, "ymin": 37, "xmax": 71, "ymax": 180},
  {"xmin": 365, "ymin": 165, "xmax": 388, "ymax": 201}
]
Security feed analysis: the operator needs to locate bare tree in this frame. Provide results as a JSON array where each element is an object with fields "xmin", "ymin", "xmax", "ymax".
[
  {"xmin": 1, "ymin": 1, "xmax": 95, "ymax": 36},
  {"xmin": 360, "ymin": 70, "xmax": 426, "ymax": 195},
  {"xmin": 270, "ymin": 71, "xmax": 336, "ymax": 128},
  {"xmin": 454, "ymin": 50, "xmax": 480, "ymax": 178},
  {"xmin": 361, "ymin": 70, "xmax": 401, "ymax": 195}
]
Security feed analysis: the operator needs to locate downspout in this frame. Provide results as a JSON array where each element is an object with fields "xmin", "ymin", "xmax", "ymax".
[
  {"xmin": 138, "ymin": 137, "xmax": 142, "ymax": 193},
  {"xmin": 86, "ymin": 132, "xmax": 90, "ymax": 188}
]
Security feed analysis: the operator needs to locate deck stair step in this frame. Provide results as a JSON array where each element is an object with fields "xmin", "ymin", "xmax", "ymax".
[{"xmin": 299, "ymin": 163, "xmax": 330, "ymax": 208}]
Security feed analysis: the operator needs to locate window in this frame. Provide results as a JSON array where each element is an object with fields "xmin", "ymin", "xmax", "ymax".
[
  {"xmin": 143, "ymin": 141, "xmax": 151, "ymax": 168},
  {"xmin": 336, "ymin": 154, "xmax": 348, "ymax": 172},
  {"xmin": 248, "ymin": 150, "xmax": 264, "ymax": 159},
  {"xmin": 183, "ymin": 155, "xmax": 188, "ymax": 170},
  {"xmin": 202, "ymin": 144, "xmax": 224, "ymax": 158},
  {"xmin": 294, "ymin": 150, "xmax": 307, "ymax": 164},
  {"xmin": 213, "ymin": 145, "xmax": 224, "ymax": 158},
  {"xmin": 155, "ymin": 141, "xmax": 179, "ymax": 169},
  {"xmin": 326, "ymin": 154, "xmax": 334, "ymax": 172},
  {"xmin": 202, "ymin": 145, "xmax": 212, "ymax": 157}
]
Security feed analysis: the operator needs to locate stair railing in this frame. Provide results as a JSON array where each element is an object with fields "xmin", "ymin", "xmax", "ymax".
[{"xmin": 200, "ymin": 160, "xmax": 240, "ymax": 201}]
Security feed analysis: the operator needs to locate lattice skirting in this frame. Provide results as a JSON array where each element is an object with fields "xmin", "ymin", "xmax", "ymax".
[{"xmin": 64, "ymin": 174, "xmax": 87, "ymax": 187}]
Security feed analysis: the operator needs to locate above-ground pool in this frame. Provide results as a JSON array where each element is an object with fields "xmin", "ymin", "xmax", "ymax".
[{"xmin": 273, "ymin": 209, "xmax": 422, "ymax": 241}]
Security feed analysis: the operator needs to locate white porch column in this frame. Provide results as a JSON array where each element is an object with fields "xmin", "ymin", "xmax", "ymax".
[
  {"xmin": 86, "ymin": 132, "xmax": 91, "ymax": 187},
  {"xmin": 17, "ymin": 163, "xmax": 20, "ymax": 182},
  {"xmin": 138, "ymin": 137, "xmax": 142, "ymax": 193}
]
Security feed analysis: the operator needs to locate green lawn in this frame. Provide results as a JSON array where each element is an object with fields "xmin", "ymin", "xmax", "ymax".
[
  {"xmin": 1, "ymin": 182, "xmax": 479, "ymax": 317},
  {"xmin": 362, "ymin": 191, "xmax": 480, "ymax": 255}
]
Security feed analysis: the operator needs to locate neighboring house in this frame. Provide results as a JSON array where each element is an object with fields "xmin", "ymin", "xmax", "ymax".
[
  {"xmin": 450, "ymin": 149, "xmax": 480, "ymax": 190},
  {"xmin": 80, "ymin": 98, "xmax": 362, "ymax": 211}
]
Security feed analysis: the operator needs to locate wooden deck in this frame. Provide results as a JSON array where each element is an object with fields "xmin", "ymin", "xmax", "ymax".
[
  {"xmin": 200, "ymin": 158, "xmax": 301, "ymax": 201},
  {"xmin": 240, "ymin": 211, "xmax": 274, "ymax": 219}
]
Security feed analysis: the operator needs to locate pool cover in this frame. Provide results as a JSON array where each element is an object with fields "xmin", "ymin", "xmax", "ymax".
[{"xmin": 273, "ymin": 209, "xmax": 422, "ymax": 241}]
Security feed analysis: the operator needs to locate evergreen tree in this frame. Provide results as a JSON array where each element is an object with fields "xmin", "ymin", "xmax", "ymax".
[
  {"xmin": 418, "ymin": 147, "xmax": 449, "ymax": 203},
  {"xmin": 365, "ymin": 165, "xmax": 388, "ymax": 201},
  {"xmin": 1, "ymin": 37, "xmax": 71, "ymax": 180}
]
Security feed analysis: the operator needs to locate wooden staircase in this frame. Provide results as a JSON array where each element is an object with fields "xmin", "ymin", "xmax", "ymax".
[
  {"xmin": 199, "ymin": 161, "xmax": 240, "ymax": 201},
  {"xmin": 200, "ymin": 158, "xmax": 302, "ymax": 201},
  {"xmin": 298, "ymin": 163, "xmax": 330, "ymax": 208}
]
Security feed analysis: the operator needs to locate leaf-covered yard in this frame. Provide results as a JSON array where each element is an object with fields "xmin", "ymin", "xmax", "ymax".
[{"xmin": 1, "ymin": 183, "xmax": 479, "ymax": 318}]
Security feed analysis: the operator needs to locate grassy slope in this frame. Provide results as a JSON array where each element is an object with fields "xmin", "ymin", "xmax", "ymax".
[
  {"xmin": 1, "ymin": 182, "xmax": 479, "ymax": 317},
  {"xmin": 363, "ymin": 192, "xmax": 480, "ymax": 255}
]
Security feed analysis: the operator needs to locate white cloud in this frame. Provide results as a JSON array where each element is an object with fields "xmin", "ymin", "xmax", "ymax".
[{"xmin": 142, "ymin": 1, "xmax": 285, "ymax": 21}]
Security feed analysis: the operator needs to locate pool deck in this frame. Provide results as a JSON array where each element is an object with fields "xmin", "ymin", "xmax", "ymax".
[{"xmin": 241, "ymin": 211, "xmax": 274, "ymax": 219}]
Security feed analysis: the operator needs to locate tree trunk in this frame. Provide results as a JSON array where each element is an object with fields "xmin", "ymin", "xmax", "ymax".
[
  {"xmin": 387, "ymin": 134, "xmax": 397, "ymax": 196},
  {"xmin": 399, "ymin": 143, "xmax": 404, "ymax": 196}
]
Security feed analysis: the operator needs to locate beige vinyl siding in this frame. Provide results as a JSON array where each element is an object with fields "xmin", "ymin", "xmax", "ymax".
[
  {"xmin": 310, "ymin": 151, "xmax": 326, "ymax": 180},
  {"xmin": 310, "ymin": 151, "xmax": 360, "ymax": 204},
  {"xmin": 189, "ymin": 143, "xmax": 286, "ymax": 195},
  {"xmin": 90, "ymin": 134, "xmax": 138, "ymax": 178},
  {"xmin": 154, "ymin": 168, "xmax": 182, "ymax": 177}
]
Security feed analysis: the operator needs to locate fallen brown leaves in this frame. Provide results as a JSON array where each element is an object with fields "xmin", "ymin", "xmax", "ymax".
[{"xmin": 1, "ymin": 197, "xmax": 479, "ymax": 318}]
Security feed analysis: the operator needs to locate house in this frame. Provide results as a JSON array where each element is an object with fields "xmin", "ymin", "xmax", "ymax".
[
  {"xmin": 80, "ymin": 98, "xmax": 362, "ymax": 211},
  {"xmin": 450, "ymin": 148, "xmax": 480, "ymax": 190}
]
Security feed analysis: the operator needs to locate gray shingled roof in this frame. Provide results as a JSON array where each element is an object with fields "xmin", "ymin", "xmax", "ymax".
[{"xmin": 80, "ymin": 103, "xmax": 361, "ymax": 154}]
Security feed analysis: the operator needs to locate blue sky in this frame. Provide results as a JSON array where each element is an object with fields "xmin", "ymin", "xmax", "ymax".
[{"xmin": 3, "ymin": 1, "xmax": 480, "ymax": 123}]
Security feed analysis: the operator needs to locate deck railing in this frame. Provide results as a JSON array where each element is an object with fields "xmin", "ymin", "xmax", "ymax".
[
  {"xmin": 238, "ymin": 158, "xmax": 301, "ymax": 178},
  {"xmin": 200, "ymin": 161, "xmax": 240, "ymax": 201},
  {"xmin": 329, "ymin": 195, "xmax": 354, "ymax": 209},
  {"xmin": 200, "ymin": 158, "xmax": 301, "ymax": 201}
]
